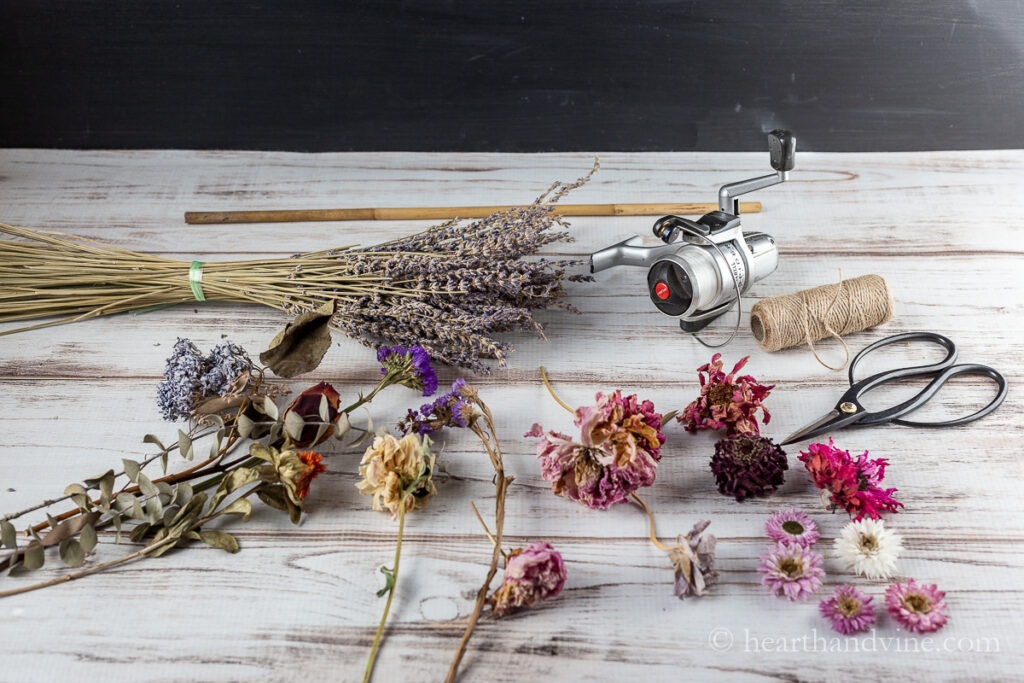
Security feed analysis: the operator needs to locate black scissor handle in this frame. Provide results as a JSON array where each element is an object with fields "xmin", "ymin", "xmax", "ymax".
[
  {"xmin": 890, "ymin": 363, "xmax": 1008, "ymax": 427},
  {"xmin": 848, "ymin": 331, "xmax": 958, "ymax": 387}
]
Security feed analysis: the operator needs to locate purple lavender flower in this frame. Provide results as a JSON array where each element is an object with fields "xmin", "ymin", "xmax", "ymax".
[
  {"xmin": 378, "ymin": 344, "xmax": 438, "ymax": 396},
  {"xmin": 765, "ymin": 508, "xmax": 820, "ymax": 547},
  {"xmin": 820, "ymin": 585, "xmax": 876, "ymax": 635},
  {"xmin": 758, "ymin": 542, "xmax": 825, "ymax": 601}
]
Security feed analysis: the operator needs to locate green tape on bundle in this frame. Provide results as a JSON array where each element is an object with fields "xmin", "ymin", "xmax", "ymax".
[{"xmin": 189, "ymin": 261, "xmax": 206, "ymax": 302}]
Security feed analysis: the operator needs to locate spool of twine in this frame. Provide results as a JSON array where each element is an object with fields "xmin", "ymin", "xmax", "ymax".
[{"xmin": 750, "ymin": 274, "xmax": 894, "ymax": 370}]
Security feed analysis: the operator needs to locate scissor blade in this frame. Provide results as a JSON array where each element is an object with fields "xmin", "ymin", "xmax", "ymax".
[{"xmin": 781, "ymin": 410, "xmax": 841, "ymax": 446}]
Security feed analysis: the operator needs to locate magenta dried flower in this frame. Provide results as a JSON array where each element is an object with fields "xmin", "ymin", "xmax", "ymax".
[
  {"xmin": 711, "ymin": 434, "xmax": 788, "ymax": 501},
  {"xmin": 765, "ymin": 508, "xmax": 820, "ymax": 547},
  {"xmin": 377, "ymin": 344, "xmax": 438, "ymax": 396},
  {"xmin": 528, "ymin": 391, "xmax": 665, "ymax": 510},
  {"xmin": 885, "ymin": 579, "xmax": 949, "ymax": 633},
  {"xmin": 799, "ymin": 438, "xmax": 903, "ymax": 520},
  {"xmin": 820, "ymin": 585, "xmax": 876, "ymax": 635},
  {"xmin": 758, "ymin": 541, "xmax": 825, "ymax": 601},
  {"xmin": 488, "ymin": 541, "xmax": 567, "ymax": 616},
  {"xmin": 678, "ymin": 354, "xmax": 773, "ymax": 435}
]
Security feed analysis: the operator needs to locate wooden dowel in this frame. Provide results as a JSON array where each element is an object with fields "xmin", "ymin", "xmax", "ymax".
[{"xmin": 184, "ymin": 201, "xmax": 762, "ymax": 224}]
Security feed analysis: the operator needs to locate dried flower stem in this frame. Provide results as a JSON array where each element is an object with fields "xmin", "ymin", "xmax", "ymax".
[
  {"xmin": 631, "ymin": 493, "xmax": 676, "ymax": 553},
  {"xmin": 468, "ymin": 501, "xmax": 505, "ymax": 558},
  {"xmin": 362, "ymin": 490, "xmax": 410, "ymax": 683},
  {"xmin": 540, "ymin": 366, "xmax": 574, "ymax": 414}
]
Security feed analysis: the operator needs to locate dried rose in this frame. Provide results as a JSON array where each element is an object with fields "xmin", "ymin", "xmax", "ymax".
[
  {"xmin": 282, "ymin": 381, "xmax": 342, "ymax": 447},
  {"xmin": 488, "ymin": 541, "xmax": 567, "ymax": 616}
]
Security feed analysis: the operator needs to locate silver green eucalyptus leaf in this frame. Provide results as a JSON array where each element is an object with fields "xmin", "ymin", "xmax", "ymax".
[
  {"xmin": 284, "ymin": 411, "xmax": 305, "ymax": 441},
  {"xmin": 174, "ymin": 482, "xmax": 194, "ymax": 506},
  {"xmin": 137, "ymin": 473, "xmax": 158, "ymax": 498},
  {"xmin": 122, "ymin": 458, "xmax": 141, "ymax": 483},
  {"xmin": 334, "ymin": 412, "xmax": 351, "ymax": 439},
  {"xmin": 0, "ymin": 520, "xmax": 16, "ymax": 550},
  {"xmin": 178, "ymin": 429, "xmax": 194, "ymax": 460},
  {"xmin": 197, "ymin": 530, "xmax": 239, "ymax": 553},
  {"xmin": 23, "ymin": 542, "xmax": 44, "ymax": 570},
  {"xmin": 319, "ymin": 394, "xmax": 330, "ymax": 421},
  {"xmin": 79, "ymin": 523, "xmax": 98, "ymax": 554},
  {"xmin": 129, "ymin": 522, "xmax": 151, "ymax": 543},
  {"xmin": 237, "ymin": 413, "xmax": 255, "ymax": 439},
  {"xmin": 145, "ymin": 496, "xmax": 163, "ymax": 524},
  {"xmin": 143, "ymin": 433, "xmax": 167, "ymax": 451},
  {"xmin": 263, "ymin": 395, "xmax": 279, "ymax": 421},
  {"xmin": 58, "ymin": 538, "xmax": 86, "ymax": 568},
  {"xmin": 222, "ymin": 497, "xmax": 253, "ymax": 522},
  {"xmin": 46, "ymin": 513, "xmax": 59, "ymax": 530},
  {"xmin": 156, "ymin": 481, "xmax": 173, "ymax": 499}
]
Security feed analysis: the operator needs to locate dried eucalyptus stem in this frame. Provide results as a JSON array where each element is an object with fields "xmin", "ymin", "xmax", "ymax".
[{"xmin": 445, "ymin": 388, "xmax": 512, "ymax": 683}]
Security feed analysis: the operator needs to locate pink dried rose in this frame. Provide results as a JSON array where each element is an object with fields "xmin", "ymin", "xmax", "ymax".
[
  {"xmin": 488, "ymin": 541, "xmax": 567, "ymax": 616},
  {"xmin": 528, "ymin": 391, "xmax": 665, "ymax": 510},
  {"xmin": 885, "ymin": 579, "xmax": 948, "ymax": 633},
  {"xmin": 798, "ymin": 438, "xmax": 903, "ymax": 521},
  {"xmin": 820, "ymin": 584, "xmax": 876, "ymax": 635},
  {"xmin": 678, "ymin": 354, "xmax": 773, "ymax": 435},
  {"xmin": 758, "ymin": 541, "xmax": 825, "ymax": 601}
]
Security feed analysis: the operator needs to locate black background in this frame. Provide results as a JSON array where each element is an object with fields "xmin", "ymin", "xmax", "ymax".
[{"xmin": 2, "ymin": 1, "xmax": 1023, "ymax": 151}]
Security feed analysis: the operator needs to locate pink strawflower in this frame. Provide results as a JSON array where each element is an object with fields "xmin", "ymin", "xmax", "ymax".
[
  {"xmin": 819, "ymin": 585, "xmax": 876, "ymax": 634},
  {"xmin": 678, "ymin": 354, "xmax": 773, "ymax": 435},
  {"xmin": 885, "ymin": 579, "xmax": 949, "ymax": 633},
  {"xmin": 765, "ymin": 508, "xmax": 820, "ymax": 547},
  {"xmin": 527, "ymin": 391, "xmax": 665, "ymax": 510},
  {"xmin": 798, "ymin": 438, "xmax": 903, "ymax": 520},
  {"xmin": 758, "ymin": 542, "xmax": 825, "ymax": 601},
  {"xmin": 488, "ymin": 541, "xmax": 567, "ymax": 616}
]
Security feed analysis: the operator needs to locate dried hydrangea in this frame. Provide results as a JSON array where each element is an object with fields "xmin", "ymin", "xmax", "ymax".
[
  {"xmin": 488, "ymin": 541, "xmax": 567, "ymax": 616},
  {"xmin": 885, "ymin": 579, "xmax": 948, "ymax": 633},
  {"xmin": 820, "ymin": 585, "xmax": 876, "ymax": 635},
  {"xmin": 156, "ymin": 337, "xmax": 253, "ymax": 421},
  {"xmin": 668, "ymin": 520, "xmax": 718, "ymax": 599},
  {"xmin": 799, "ymin": 438, "xmax": 903, "ymax": 520},
  {"xmin": 765, "ymin": 508, "xmax": 820, "ymax": 547},
  {"xmin": 758, "ymin": 541, "xmax": 825, "ymax": 601},
  {"xmin": 678, "ymin": 354, "xmax": 773, "ymax": 435},
  {"xmin": 356, "ymin": 433, "xmax": 436, "ymax": 519},
  {"xmin": 527, "ymin": 391, "xmax": 665, "ymax": 510},
  {"xmin": 710, "ymin": 434, "xmax": 788, "ymax": 501},
  {"xmin": 378, "ymin": 344, "xmax": 438, "ymax": 396},
  {"xmin": 200, "ymin": 341, "xmax": 253, "ymax": 395},
  {"xmin": 398, "ymin": 378, "xmax": 475, "ymax": 437},
  {"xmin": 835, "ymin": 518, "xmax": 903, "ymax": 580}
]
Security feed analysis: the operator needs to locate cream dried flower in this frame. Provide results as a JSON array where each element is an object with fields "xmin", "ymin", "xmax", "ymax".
[
  {"xmin": 834, "ymin": 518, "xmax": 903, "ymax": 580},
  {"xmin": 356, "ymin": 433, "xmax": 435, "ymax": 519}
]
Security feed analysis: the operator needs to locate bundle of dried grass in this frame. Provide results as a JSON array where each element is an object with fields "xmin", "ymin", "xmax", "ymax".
[{"xmin": 0, "ymin": 165, "xmax": 596, "ymax": 372}]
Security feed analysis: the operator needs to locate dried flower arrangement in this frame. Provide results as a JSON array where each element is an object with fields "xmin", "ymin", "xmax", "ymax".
[{"xmin": 0, "ymin": 162, "xmax": 595, "ymax": 373}]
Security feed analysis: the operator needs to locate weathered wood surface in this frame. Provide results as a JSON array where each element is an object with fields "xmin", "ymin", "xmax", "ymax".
[{"xmin": 0, "ymin": 150, "xmax": 1022, "ymax": 682}]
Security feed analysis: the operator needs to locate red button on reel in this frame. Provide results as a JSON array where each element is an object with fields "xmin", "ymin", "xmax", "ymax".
[{"xmin": 654, "ymin": 281, "xmax": 670, "ymax": 300}]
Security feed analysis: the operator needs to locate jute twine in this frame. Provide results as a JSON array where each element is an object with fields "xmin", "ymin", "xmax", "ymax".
[{"xmin": 749, "ymin": 273, "xmax": 894, "ymax": 370}]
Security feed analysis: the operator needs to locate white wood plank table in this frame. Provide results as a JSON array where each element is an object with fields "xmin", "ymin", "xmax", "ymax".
[{"xmin": 0, "ymin": 150, "xmax": 1021, "ymax": 682}]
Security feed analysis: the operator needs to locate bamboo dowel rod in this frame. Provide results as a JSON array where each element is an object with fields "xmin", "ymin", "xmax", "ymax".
[{"xmin": 184, "ymin": 201, "xmax": 762, "ymax": 224}]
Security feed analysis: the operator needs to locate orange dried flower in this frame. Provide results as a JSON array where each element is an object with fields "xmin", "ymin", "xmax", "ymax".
[{"xmin": 294, "ymin": 451, "xmax": 326, "ymax": 500}]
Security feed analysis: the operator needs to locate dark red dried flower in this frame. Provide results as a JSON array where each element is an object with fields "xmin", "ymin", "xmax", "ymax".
[
  {"xmin": 283, "ymin": 382, "xmax": 342, "ymax": 447},
  {"xmin": 710, "ymin": 434, "xmax": 788, "ymax": 501}
]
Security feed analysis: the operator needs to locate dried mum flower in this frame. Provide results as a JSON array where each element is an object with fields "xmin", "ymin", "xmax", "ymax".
[
  {"xmin": 282, "ymin": 381, "xmax": 342, "ymax": 448},
  {"xmin": 678, "ymin": 354, "xmax": 773, "ymax": 435},
  {"xmin": 527, "ymin": 391, "xmax": 665, "ymax": 510},
  {"xmin": 668, "ymin": 520, "xmax": 718, "ymax": 599},
  {"xmin": 710, "ymin": 434, "xmax": 788, "ymax": 501},
  {"xmin": 356, "ymin": 433, "xmax": 436, "ymax": 519},
  {"xmin": 249, "ymin": 443, "xmax": 327, "ymax": 521},
  {"xmin": 765, "ymin": 508, "xmax": 820, "ymax": 547},
  {"xmin": 820, "ymin": 585, "xmax": 876, "ymax": 635},
  {"xmin": 378, "ymin": 344, "xmax": 438, "ymax": 396},
  {"xmin": 488, "ymin": 541, "xmax": 567, "ymax": 616},
  {"xmin": 834, "ymin": 518, "xmax": 903, "ymax": 580},
  {"xmin": 885, "ymin": 579, "xmax": 949, "ymax": 633},
  {"xmin": 398, "ymin": 378, "xmax": 475, "ymax": 437},
  {"xmin": 798, "ymin": 438, "xmax": 903, "ymax": 520},
  {"xmin": 758, "ymin": 541, "xmax": 825, "ymax": 601}
]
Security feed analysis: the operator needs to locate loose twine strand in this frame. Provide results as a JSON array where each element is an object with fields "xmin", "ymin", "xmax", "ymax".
[{"xmin": 749, "ymin": 272, "xmax": 894, "ymax": 370}]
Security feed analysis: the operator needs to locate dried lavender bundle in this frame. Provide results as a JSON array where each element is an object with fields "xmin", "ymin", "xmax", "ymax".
[{"xmin": 0, "ymin": 163, "xmax": 597, "ymax": 372}]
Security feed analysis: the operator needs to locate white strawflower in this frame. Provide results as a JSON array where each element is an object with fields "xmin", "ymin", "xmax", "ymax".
[{"xmin": 834, "ymin": 518, "xmax": 903, "ymax": 579}]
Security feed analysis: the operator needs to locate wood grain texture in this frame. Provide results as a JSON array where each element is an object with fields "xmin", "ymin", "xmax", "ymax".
[{"xmin": 0, "ymin": 150, "xmax": 1022, "ymax": 682}]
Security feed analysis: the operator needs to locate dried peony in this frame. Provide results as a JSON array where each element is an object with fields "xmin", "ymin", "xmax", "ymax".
[
  {"xmin": 282, "ymin": 381, "xmax": 342, "ymax": 448},
  {"xmin": 356, "ymin": 433, "xmax": 436, "ymax": 519},
  {"xmin": 527, "ymin": 391, "xmax": 665, "ymax": 510},
  {"xmin": 378, "ymin": 344, "xmax": 438, "ymax": 396},
  {"xmin": 834, "ymin": 518, "xmax": 903, "ymax": 580},
  {"xmin": 398, "ymin": 378, "xmax": 475, "ymax": 437},
  {"xmin": 758, "ymin": 541, "xmax": 825, "ymax": 601},
  {"xmin": 798, "ymin": 438, "xmax": 903, "ymax": 520},
  {"xmin": 710, "ymin": 434, "xmax": 788, "ymax": 501},
  {"xmin": 678, "ymin": 354, "xmax": 773, "ymax": 435},
  {"xmin": 885, "ymin": 579, "xmax": 949, "ymax": 633},
  {"xmin": 820, "ymin": 584, "xmax": 876, "ymax": 635},
  {"xmin": 668, "ymin": 520, "xmax": 718, "ymax": 599},
  {"xmin": 765, "ymin": 508, "xmax": 820, "ymax": 547},
  {"xmin": 488, "ymin": 541, "xmax": 567, "ymax": 616}
]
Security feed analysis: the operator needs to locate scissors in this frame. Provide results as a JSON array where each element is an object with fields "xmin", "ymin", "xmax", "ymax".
[{"xmin": 781, "ymin": 332, "xmax": 1007, "ymax": 446}]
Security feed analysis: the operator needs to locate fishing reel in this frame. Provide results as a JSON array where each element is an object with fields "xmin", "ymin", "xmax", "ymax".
[{"xmin": 589, "ymin": 129, "xmax": 795, "ymax": 344}]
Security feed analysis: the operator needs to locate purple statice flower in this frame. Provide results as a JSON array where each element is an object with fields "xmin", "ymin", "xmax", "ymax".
[
  {"xmin": 710, "ymin": 434, "xmax": 788, "ymax": 501},
  {"xmin": 758, "ymin": 542, "xmax": 825, "ymax": 601},
  {"xmin": 200, "ymin": 341, "xmax": 253, "ymax": 395},
  {"xmin": 885, "ymin": 579, "xmax": 949, "ymax": 633},
  {"xmin": 820, "ymin": 585, "xmax": 876, "ymax": 635},
  {"xmin": 397, "ymin": 378, "xmax": 471, "ymax": 437},
  {"xmin": 488, "ymin": 541, "xmax": 567, "ymax": 616},
  {"xmin": 156, "ymin": 338, "xmax": 207, "ymax": 421},
  {"xmin": 378, "ymin": 344, "xmax": 438, "ymax": 396},
  {"xmin": 765, "ymin": 508, "xmax": 820, "ymax": 547}
]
